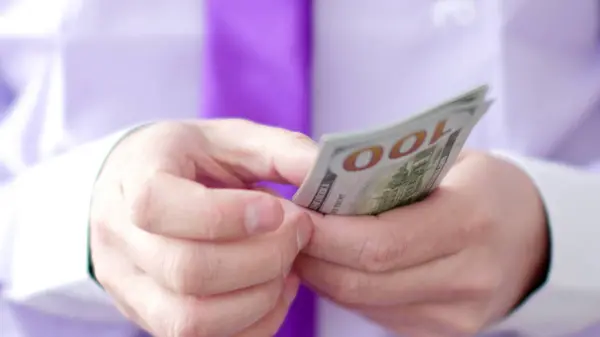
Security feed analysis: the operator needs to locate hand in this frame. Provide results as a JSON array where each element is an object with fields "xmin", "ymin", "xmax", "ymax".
[
  {"xmin": 295, "ymin": 151, "xmax": 549, "ymax": 337},
  {"xmin": 90, "ymin": 120, "xmax": 316, "ymax": 337}
]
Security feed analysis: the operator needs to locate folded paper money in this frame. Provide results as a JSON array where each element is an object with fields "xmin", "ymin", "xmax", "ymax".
[{"xmin": 293, "ymin": 85, "xmax": 492, "ymax": 215}]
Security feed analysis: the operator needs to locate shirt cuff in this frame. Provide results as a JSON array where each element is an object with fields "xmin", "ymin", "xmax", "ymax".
[
  {"xmin": 487, "ymin": 151, "xmax": 600, "ymax": 336},
  {"xmin": 5, "ymin": 126, "xmax": 146, "ymax": 321}
]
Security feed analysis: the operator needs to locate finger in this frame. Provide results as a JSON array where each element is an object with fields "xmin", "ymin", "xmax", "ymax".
[
  {"xmin": 358, "ymin": 305, "xmax": 448, "ymax": 337},
  {"xmin": 121, "ymin": 202, "xmax": 313, "ymax": 296},
  {"xmin": 95, "ymin": 247, "xmax": 287, "ymax": 337},
  {"xmin": 197, "ymin": 118, "xmax": 318, "ymax": 186},
  {"xmin": 295, "ymin": 253, "xmax": 471, "ymax": 307},
  {"xmin": 362, "ymin": 302, "xmax": 489, "ymax": 337},
  {"xmin": 109, "ymin": 120, "xmax": 317, "ymax": 188},
  {"xmin": 124, "ymin": 171, "xmax": 287, "ymax": 240},
  {"xmin": 302, "ymin": 192, "xmax": 467, "ymax": 273},
  {"xmin": 90, "ymin": 224, "xmax": 152, "ymax": 332},
  {"xmin": 234, "ymin": 274, "xmax": 300, "ymax": 337}
]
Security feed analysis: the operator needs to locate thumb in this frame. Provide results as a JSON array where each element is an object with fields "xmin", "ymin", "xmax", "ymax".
[{"xmin": 281, "ymin": 199, "xmax": 314, "ymax": 251}]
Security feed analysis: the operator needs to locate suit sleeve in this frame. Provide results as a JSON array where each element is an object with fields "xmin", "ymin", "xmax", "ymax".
[{"xmin": 1, "ymin": 127, "xmax": 138, "ymax": 322}]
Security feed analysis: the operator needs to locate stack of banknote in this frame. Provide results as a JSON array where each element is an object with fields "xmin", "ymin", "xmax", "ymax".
[{"xmin": 293, "ymin": 85, "xmax": 492, "ymax": 216}]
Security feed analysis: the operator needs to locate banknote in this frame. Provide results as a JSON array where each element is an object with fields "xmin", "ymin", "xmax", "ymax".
[{"xmin": 293, "ymin": 85, "xmax": 492, "ymax": 216}]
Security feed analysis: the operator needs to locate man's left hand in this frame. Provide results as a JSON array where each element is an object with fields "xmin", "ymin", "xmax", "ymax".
[{"xmin": 295, "ymin": 151, "xmax": 549, "ymax": 337}]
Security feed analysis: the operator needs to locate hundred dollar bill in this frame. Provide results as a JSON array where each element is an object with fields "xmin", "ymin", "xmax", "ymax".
[{"xmin": 293, "ymin": 85, "xmax": 492, "ymax": 216}]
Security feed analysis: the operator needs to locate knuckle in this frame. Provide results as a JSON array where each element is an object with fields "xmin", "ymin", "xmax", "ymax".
[
  {"xmin": 89, "ymin": 228, "xmax": 120, "ymax": 288},
  {"xmin": 290, "ymin": 130, "xmax": 314, "ymax": 144},
  {"xmin": 266, "ymin": 278, "xmax": 287, "ymax": 310},
  {"xmin": 465, "ymin": 267, "xmax": 501, "ymax": 302},
  {"xmin": 203, "ymin": 200, "xmax": 226, "ymax": 241},
  {"xmin": 89, "ymin": 216, "xmax": 114, "ymax": 251},
  {"xmin": 224, "ymin": 118, "xmax": 256, "ymax": 131},
  {"xmin": 165, "ymin": 247, "xmax": 216, "ymax": 296},
  {"xmin": 90, "ymin": 186, "xmax": 120, "ymax": 248},
  {"xmin": 170, "ymin": 320, "xmax": 206, "ymax": 337},
  {"xmin": 128, "ymin": 174, "xmax": 158, "ymax": 230},
  {"xmin": 170, "ymin": 302, "xmax": 211, "ymax": 337},
  {"xmin": 273, "ymin": 236, "xmax": 293, "ymax": 278},
  {"xmin": 356, "ymin": 236, "xmax": 404, "ymax": 272},
  {"xmin": 451, "ymin": 257, "xmax": 500, "ymax": 302},
  {"xmin": 330, "ymin": 273, "xmax": 367, "ymax": 305},
  {"xmin": 451, "ymin": 315, "xmax": 487, "ymax": 336},
  {"xmin": 89, "ymin": 252, "xmax": 111, "ymax": 288},
  {"xmin": 91, "ymin": 258, "xmax": 113, "ymax": 289},
  {"xmin": 460, "ymin": 204, "xmax": 495, "ymax": 243}
]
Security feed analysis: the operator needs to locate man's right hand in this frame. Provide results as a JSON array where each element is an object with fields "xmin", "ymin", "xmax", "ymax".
[{"xmin": 89, "ymin": 119, "xmax": 316, "ymax": 337}]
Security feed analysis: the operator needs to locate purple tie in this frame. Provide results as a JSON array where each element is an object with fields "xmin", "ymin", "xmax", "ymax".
[{"xmin": 202, "ymin": 1, "xmax": 316, "ymax": 336}]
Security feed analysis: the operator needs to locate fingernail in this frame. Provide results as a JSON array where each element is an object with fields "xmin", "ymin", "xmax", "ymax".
[
  {"xmin": 283, "ymin": 275, "xmax": 299, "ymax": 305},
  {"xmin": 296, "ymin": 137, "xmax": 318, "ymax": 159},
  {"xmin": 296, "ymin": 216, "xmax": 312, "ymax": 250},
  {"xmin": 300, "ymin": 137, "xmax": 317, "ymax": 150},
  {"xmin": 244, "ymin": 198, "xmax": 282, "ymax": 235},
  {"xmin": 281, "ymin": 200, "xmax": 313, "ymax": 249}
]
